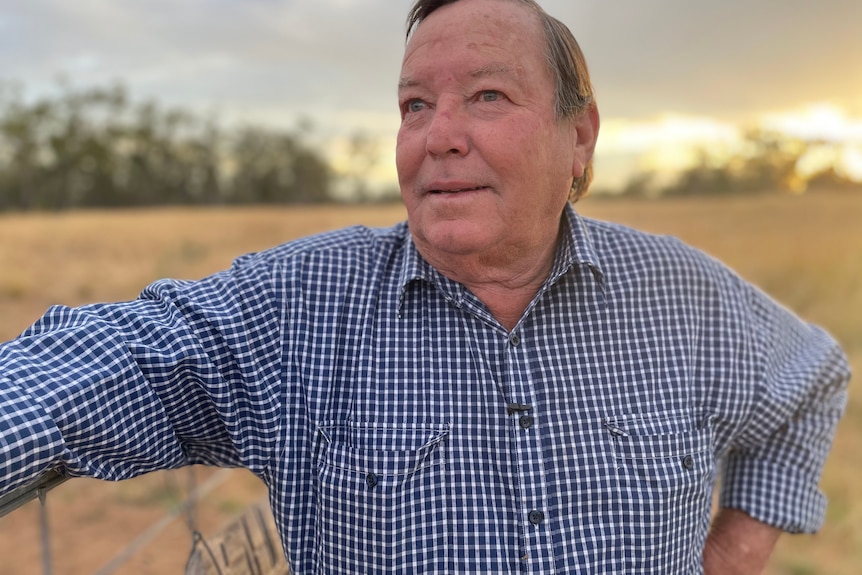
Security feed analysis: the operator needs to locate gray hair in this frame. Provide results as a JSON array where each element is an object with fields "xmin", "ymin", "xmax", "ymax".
[{"xmin": 405, "ymin": 0, "xmax": 596, "ymax": 201}]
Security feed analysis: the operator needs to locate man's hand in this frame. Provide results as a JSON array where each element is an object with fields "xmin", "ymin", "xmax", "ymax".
[{"xmin": 703, "ymin": 508, "xmax": 782, "ymax": 575}]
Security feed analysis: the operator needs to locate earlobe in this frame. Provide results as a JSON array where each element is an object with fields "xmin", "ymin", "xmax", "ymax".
[{"xmin": 571, "ymin": 104, "xmax": 600, "ymax": 178}]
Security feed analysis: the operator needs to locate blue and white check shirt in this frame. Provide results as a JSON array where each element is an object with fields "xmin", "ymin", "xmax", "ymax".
[{"xmin": 0, "ymin": 205, "xmax": 850, "ymax": 573}]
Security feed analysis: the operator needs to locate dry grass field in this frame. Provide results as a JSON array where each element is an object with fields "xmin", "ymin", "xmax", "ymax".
[{"xmin": 0, "ymin": 191, "xmax": 859, "ymax": 574}]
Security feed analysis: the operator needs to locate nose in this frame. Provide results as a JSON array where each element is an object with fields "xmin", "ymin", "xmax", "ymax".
[{"xmin": 425, "ymin": 97, "xmax": 469, "ymax": 157}]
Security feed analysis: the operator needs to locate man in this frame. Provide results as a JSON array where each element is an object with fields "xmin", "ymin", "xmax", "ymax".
[{"xmin": 0, "ymin": 0, "xmax": 849, "ymax": 573}]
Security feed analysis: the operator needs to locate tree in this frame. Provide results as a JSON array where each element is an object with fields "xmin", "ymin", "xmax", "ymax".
[
  {"xmin": 0, "ymin": 81, "xmax": 336, "ymax": 210},
  {"xmin": 227, "ymin": 126, "xmax": 332, "ymax": 204}
]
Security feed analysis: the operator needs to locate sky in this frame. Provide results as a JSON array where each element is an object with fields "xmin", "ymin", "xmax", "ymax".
[{"xmin": 2, "ymin": 0, "xmax": 862, "ymax": 192}]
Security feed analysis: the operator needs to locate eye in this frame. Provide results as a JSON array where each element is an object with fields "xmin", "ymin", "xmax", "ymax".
[
  {"xmin": 479, "ymin": 90, "xmax": 503, "ymax": 103},
  {"xmin": 403, "ymin": 99, "xmax": 427, "ymax": 114}
]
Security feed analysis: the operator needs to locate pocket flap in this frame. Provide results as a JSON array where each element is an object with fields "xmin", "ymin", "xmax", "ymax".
[
  {"xmin": 604, "ymin": 412, "xmax": 713, "ymax": 460},
  {"xmin": 318, "ymin": 422, "xmax": 450, "ymax": 476}
]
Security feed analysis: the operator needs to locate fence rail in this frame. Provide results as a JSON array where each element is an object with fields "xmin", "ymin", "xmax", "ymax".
[{"xmin": 0, "ymin": 470, "xmax": 68, "ymax": 518}]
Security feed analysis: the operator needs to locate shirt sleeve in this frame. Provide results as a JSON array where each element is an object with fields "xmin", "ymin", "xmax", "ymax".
[
  {"xmin": 0, "ymin": 253, "xmax": 286, "ymax": 497},
  {"xmin": 718, "ymin": 282, "xmax": 851, "ymax": 534}
]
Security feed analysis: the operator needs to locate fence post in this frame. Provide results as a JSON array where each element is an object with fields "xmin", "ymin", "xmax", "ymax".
[{"xmin": 38, "ymin": 488, "xmax": 53, "ymax": 575}]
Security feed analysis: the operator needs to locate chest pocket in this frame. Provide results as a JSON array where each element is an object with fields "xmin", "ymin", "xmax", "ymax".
[
  {"xmin": 606, "ymin": 411, "xmax": 716, "ymax": 574},
  {"xmin": 315, "ymin": 422, "xmax": 450, "ymax": 574}
]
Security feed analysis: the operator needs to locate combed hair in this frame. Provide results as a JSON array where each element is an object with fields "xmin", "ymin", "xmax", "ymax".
[{"xmin": 406, "ymin": 0, "xmax": 596, "ymax": 202}]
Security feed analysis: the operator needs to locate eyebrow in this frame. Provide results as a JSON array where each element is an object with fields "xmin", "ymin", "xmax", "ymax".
[
  {"xmin": 470, "ymin": 63, "xmax": 514, "ymax": 79},
  {"xmin": 398, "ymin": 62, "xmax": 515, "ymax": 90},
  {"xmin": 398, "ymin": 77, "xmax": 419, "ymax": 90}
]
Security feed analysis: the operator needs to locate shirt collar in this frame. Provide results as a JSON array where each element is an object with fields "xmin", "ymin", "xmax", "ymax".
[
  {"xmin": 397, "ymin": 203, "xmax": 605, "ymax": 314},
  {"xmin": 555, "ymin": 202, "xmax": 605, "ymax": 287}
]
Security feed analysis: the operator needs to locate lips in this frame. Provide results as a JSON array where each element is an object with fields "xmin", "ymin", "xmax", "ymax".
[{"xmin": 428, "ymin": 186, "xmax": 486, "ymax": 194}]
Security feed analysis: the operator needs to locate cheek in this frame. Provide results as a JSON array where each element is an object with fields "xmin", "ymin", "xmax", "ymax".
[
  {"xmin": 396, "ymin": 130, "xmax": 422, "ymax": 185},
  {"xmin": 488, "ymin": 118, "xmax": 545, "ymax": 161}
]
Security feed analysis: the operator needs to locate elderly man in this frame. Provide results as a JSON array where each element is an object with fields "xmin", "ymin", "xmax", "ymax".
[{"xmin": 0, "ymin": 0, "xmax": 849, "ymax": 573}]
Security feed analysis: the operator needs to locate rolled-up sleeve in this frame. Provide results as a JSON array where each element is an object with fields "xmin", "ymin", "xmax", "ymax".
[{"xmin": 719, "ymin": 284, "xmax": 851, "ymax": 533}]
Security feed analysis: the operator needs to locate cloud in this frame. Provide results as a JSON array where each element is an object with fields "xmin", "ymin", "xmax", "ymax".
[
  {"xmin": 4, "ymin": 0, "xmax": 860, "ymax": 126},
  {"xmin": 544, "ymin": 0, "xmax": 862, "ymax": 119},
  {"xmin": 0, "ymin": 0, "xmax": 410, "ymax": 125}
]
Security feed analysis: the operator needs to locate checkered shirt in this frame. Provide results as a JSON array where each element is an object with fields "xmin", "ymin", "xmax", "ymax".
[{"xmin": 0, "ymin": 204, "xmax": 850, "ymax": 573}]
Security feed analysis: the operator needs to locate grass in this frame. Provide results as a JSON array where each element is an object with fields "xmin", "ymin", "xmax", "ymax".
[{"xmin": 0, "ymin": 190, "xmax": 859, "ymax": 574}]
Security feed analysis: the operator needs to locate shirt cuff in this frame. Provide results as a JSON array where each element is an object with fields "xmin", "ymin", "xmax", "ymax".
[{"xmin": 719, "ymin": 452, "xmax": 827, "ymax": 534}]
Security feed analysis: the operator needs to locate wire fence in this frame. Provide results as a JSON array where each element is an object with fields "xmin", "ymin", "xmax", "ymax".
[{"xmin": 0, "ymin": 468, "xmax": 285, "ymax": 575}]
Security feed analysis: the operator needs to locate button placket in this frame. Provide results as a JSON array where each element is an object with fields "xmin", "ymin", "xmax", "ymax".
[{"xmin": 504, "ymin": 328, "xmax": 552, "ymax": 565}]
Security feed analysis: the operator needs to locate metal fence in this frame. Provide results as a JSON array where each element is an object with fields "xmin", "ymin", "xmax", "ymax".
[{"xmin": 0, "ymin": 468, "xmax": 286, "ymax": 575}]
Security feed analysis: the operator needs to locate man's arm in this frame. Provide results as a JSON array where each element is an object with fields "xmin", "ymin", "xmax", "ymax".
[
  {"xmin": 701, "ymin": 275, "xmax": 850, "ymax": 574},
  {"xmin": 714, "ymin": 273, "xmax": 850, "ymax": 538},
  {"xmin": 1, "ymin": 258, "xmax": 284, "ymax": 497},
  {"xmin": 703, "ymin": 507, "xmax": 782, "ymax": 575}
]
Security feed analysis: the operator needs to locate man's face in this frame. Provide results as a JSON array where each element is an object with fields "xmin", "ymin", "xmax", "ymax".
[{"xmin": 396, "ymin": 0, "xmax": 588, "ymax": 265}]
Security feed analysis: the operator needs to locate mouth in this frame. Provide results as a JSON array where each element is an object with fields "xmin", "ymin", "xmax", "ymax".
[{"xmin": 428, "ymin": 186, "xmax": 487, "ymax": 195}]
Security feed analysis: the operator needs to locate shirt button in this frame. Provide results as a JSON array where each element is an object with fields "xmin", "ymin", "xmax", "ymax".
[
  {"xmin": 682, "ymin": 455, "xmax": 695, "ymax": 470},
  {"xmin": 519, "ymin": 415, "xmax": 534, "ymax": 429},
  {"xmin": 366, "ymin": 472, "xmax": 379, "ymax": 488},
  {"xmin": 528, "ymin": 510, "xmax": 544, "ymax": 525},
  {"xmin": 509, "ymin": 334, "xmax": 521, "ymax": 347}
]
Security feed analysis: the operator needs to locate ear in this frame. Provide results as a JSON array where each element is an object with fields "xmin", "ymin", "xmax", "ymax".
[{"xmin": 570, "ymin": 103, "xmax": 600, "ymax": 179}]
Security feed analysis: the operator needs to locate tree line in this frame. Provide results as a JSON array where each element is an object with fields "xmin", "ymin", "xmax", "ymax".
[
  {"xmin": 0, "ymin": 82, "xmax": 360, "ymax": 211},
  {"xmin": 614, "ymin": 129, "xmax": 862, "ymax": 199}
]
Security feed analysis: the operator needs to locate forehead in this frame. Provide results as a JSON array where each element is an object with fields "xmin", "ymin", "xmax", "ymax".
[{"xmin": 401, "ymin": 0, "xmax": 547, "ymax": 82}]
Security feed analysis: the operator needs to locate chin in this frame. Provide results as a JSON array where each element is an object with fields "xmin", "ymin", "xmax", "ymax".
[{"xmin": 422, "ymin": 224, "xmax": 495, "ymax": 256}]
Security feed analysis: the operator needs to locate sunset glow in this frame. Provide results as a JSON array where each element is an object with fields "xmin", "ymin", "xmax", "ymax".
[
  {"xmin": 592, "ymin": 103, "xmax": 862, "ymax": 190},
  {"xmin": 598, "ymin": 115, "xmax": 739, "ymax": 154},
  {"xmin": 762, "ymin": 104, "xmax": 862, "ymax": 144}
]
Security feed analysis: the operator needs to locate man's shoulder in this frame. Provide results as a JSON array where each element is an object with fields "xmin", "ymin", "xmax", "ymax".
[
  {"xmin": 577, "ymin": 215, "xmax": 741, "ymax": 288},
  {"xmin": 232, "ymin": 222, "xmax": 410, "ymax": 271},
  {"xmin": 581, "ymin": 216, "xmax": 702, "ymax": 257}
]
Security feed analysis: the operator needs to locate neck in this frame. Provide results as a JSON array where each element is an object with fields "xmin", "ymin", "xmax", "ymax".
[{"xmin": 416, "ymin": 229, "xmax": 561, "ymax": 332}]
